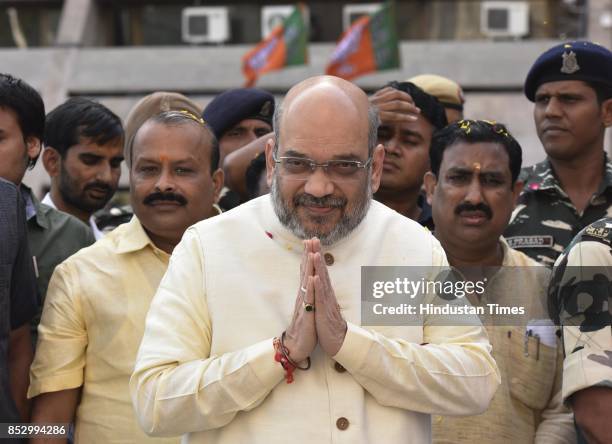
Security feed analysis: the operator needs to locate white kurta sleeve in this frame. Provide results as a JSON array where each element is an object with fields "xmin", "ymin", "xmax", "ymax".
[
  {"xmin": 333, "ymin": 241, "xmax": 500, "ymax": 416},
  {"xmin": 130, "ymin": 228, "xmax": 284, "ymax": 437},
  {"xmin": 333, "ymin": 322, "xmax": 500, "ymax": 416}
]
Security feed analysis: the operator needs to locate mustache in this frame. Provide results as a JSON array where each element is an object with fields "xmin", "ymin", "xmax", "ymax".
[
  {"xmin": 454, "ymin": 202, "xmax": 493, "ymax": 219},
  {"xmin": 294, "ymin": 193, "xmax": 346, "ymax": 208},
  {"xmin": 143, "ymin": 191, "xmax": 187, "ymax": 206}
]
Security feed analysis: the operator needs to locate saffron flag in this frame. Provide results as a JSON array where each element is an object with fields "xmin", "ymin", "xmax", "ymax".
[
  {"xmin": 326, "ymin": 1, "xmax": 399, "ymax": 80},
  {"xmin": 242, "ymin": 4, "xmax": 309, "ymax": 87}
]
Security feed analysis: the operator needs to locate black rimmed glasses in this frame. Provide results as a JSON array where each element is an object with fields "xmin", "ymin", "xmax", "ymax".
[{"xmin": 272, "ymin": 153, "xmax": 372, "ymax": 182}]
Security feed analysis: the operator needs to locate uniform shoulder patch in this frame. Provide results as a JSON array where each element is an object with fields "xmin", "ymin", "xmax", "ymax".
[{"xmin": 584, "ymin": 225, "xmax": 611, "ymax": 240}]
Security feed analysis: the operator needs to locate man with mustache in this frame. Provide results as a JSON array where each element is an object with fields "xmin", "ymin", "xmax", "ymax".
[
  {"xmin": 424, "ymin": 120, "xmax": 575, "ymax": 443},
  {"xmin": 28, "ymin": 92, "xmax": 223, "ymax": 443},
  {"xmin": 130, "ymin": 76, "xmax": 499, "ymax": 444},
  {"xmin": 371, "ymin": 81, "xmax": 447, "ymax": 229},
  {"xmin": 504, "ymin": 41, "xmax": 612, "ymax": 266},
  {"xmin": 42, "ymin": 97, "xmax": 124, "ymax": 240}
]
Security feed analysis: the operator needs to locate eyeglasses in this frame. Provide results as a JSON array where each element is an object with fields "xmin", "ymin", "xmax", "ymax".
[{"xmin": 272, "ymin": 153, "xmax": 372, "ymax": 182}]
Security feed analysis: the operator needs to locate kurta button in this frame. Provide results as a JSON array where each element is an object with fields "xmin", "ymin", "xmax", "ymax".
[
  {"xmin": 334, "ymin": 362, "xmax": 346, "ymax": 373},
  {"xmin": 336, "ymin": 417, "xmax": 349, "ymax": 430},
  {"xmin": 324, "ymin": 252, "xmax": 334, "ymax": 266}
]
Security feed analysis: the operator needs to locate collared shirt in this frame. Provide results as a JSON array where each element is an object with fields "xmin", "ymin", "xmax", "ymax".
[
  {"xmin": 20, "ymin": 185, "xmax": 95, "ymax": 342},
  {"xmin": 131, "ymin": 197, "xmax": 500, "ymax": 444},
  {"xmin": 42, "ymin": 192, "xmax": 104, "ymax": 240},
  {"xmin": 548, "ymin": 217, "xmax": 612, "ymax": 403},
  {"xmin": 432, "ymin": 238, "xmax": 575, "ymax": 444},
  {"xmin": 505, "ymin": 157, "xmax": 612, "ymax": 266},
  {"xmin": 0, "ymin": 179, "xmax": 38, "ymax": 423},
  {"xmin": 29, "ymin": 216, "xmax": 179, "ymax": 444}
]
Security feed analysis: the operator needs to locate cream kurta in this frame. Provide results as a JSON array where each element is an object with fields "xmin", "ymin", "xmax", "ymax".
[
  {"xmin": 131, "ymin": 197, "xmax": 500, "ymax": 443},
  {"xmin": 29, "ymin": 217, "xmax": 179, "ymax": 444}
]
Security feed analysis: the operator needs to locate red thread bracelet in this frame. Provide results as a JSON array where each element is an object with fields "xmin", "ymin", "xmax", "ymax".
[
  {"xmin": 273, "ymin": 334, "xmax": 311, "ymax": 383},
  {"xmin": 273, "ymin": 337, "xmax": 295, "ymax": 383}
]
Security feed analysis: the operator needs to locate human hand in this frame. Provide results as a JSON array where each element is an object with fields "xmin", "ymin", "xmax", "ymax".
[
  {"xmin": 572, "ymin": 386, "xmax": 612, "ymax": 444},
  {"xmin": 370, "ymin": 87, "xmax": 420, "ymax": 124},
  {"xmin": 283, "ymin": 239, "xmax": 318, "ymax": 363},
  {"xmin": 310, "ymin": 238, "xmax": 347, "ymax": 357}
]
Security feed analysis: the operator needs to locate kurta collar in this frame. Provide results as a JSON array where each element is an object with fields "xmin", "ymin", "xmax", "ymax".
[{"xmin": 114, "ymin": 216, "xmax": 162, "ymax": 255}]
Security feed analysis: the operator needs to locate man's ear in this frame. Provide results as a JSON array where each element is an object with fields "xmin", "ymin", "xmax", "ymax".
[
  {"xmin": 42, "ymin": 146, "xmax": 61, "ymax": 177},
  {"xmin": 423, "ymin": 172, "xmax": 438, "ymax": 206},
  {"xmin": 25, "ymin": 136, "xmax": 42, "ymax": 167},
  {"xmin": 512, "ymin": 180, "xmax": 524, "ymax": 207},
  {"xmin": 211, "ymin": 168, "xmax": 225, "ymax": 204},
  {"xmin": 370, "ymin": 143, "xmax": 385, "ymax": 193},
  {"xmin": 601, "ymin": 97, "xmax": 612, "ymax": 128},
  {"xmin": 265, "ymin": 137, "xmax": 276, "ymax": 187}
]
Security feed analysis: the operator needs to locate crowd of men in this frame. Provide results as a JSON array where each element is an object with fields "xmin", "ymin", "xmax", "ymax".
[{"xmin": 0, "ymin": 39, "xmax": 610, "ymax": 444}]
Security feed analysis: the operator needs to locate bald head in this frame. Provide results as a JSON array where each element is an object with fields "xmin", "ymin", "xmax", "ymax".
[
  {"xmin": 284, "ymin": 75, "xmax": 370, "ymax": 107},
  {"xmin": 274, "ymin": 76, "xmax": 379, "ymax": 155}
]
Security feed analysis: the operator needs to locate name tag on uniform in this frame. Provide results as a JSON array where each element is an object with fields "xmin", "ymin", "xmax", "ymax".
[
  {"xmin": 506, "ymin": 235, "xmax": 554, "ymax": 249},
  {"xmin": 585, "ymin": 226, "xmax": 611, "ymax": 240}
]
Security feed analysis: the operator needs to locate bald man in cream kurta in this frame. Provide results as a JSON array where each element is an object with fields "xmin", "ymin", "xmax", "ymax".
[{"xmin": 130, "ymin": 196, "xmax": 500, "ymax": 443}]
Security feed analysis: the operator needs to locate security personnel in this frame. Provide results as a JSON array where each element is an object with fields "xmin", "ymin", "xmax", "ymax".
[
  {"xmin": 407, "ymin": 74, "xmax": 465, "ymax": 123},
  {"xmin": 504, "ymin": 41, "xmax": 612, "ymax": 266},
  {"xmin": 203, "ymin": 88, "xmax": 275, "ymax": 210},
  {"xmin": 371, "ymin": 81, "xmax": 447, "ymax": 229},
  {"xmin": 548, "ymin": 217, "xmax": 612, "ymax": 444}
]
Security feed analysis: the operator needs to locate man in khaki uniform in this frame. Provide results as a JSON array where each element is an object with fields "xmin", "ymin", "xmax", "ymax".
[
  {"xmin": 28, "ymin": 92, "xmax": 223, "ymax": 443},
  {"xmin": 425, "ymin": 119, "xmax": 575, "ymax": 443}
]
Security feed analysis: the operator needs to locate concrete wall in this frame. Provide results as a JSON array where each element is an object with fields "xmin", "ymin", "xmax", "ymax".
[
  {"xmin": 1, "ymin": 40, "xmax": 562, "ymax": 194},
  {"xmin": 3, "ymin": 40, "xmax": 563, "ymax": 98},
  {"xmin": 3, "ymin": 37, "xmax": 609, "ymax": 195}
]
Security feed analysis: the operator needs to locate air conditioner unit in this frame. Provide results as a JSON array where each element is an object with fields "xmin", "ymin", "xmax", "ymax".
[
  {"xmin": 181, "ymin": 7, "xmax": 229, "ymax": 44},
  {"xmin": 261, "ymin": 5, "xmax": 310, "ymax": 39},
  {"xmin": 342, "ymin": 4, "xmax": 381, "ymax": 31},
  {"xmin": 481, "ymin": 1, "xmax": 529, "ymax": 38}
]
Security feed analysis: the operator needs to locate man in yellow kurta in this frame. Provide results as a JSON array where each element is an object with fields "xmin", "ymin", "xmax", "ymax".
[
  {"xmin": 424, "ymin": 119, "xmax": 575, "ymax": 443},
  {"xmin": 28, "ymin": 93, "xmax": 224, "ymax": 443},
  {"xmin": 130, "ymin": 76, "xmax": 500, "ymax": 444}
]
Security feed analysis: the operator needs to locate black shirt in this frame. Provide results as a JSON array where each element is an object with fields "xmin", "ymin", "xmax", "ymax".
[{"xmin": 0, "ymin": 178, "xmax": 38, "ymax": 422}]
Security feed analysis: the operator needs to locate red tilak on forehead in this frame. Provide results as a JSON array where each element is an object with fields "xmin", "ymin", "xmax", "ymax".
[
  {"xmin": 473, "ymin": 162, "xmax": 481, "ymax": 172},
  {"xmin": 159, "ymin": 154, "xmax": 168, "ymax": 163}
]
